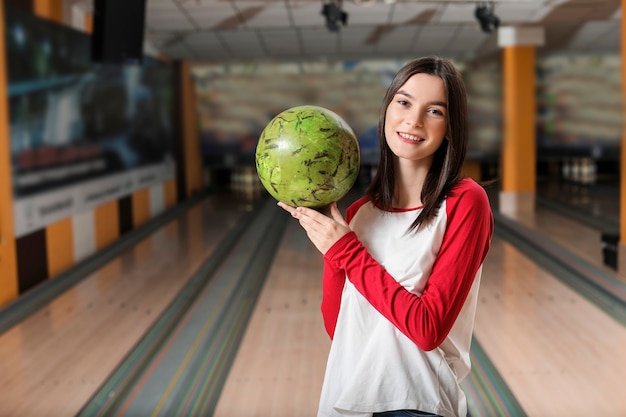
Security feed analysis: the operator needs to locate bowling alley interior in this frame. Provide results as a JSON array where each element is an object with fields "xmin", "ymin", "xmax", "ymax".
[{"xmin": 0, "ymin": 0, "xmax": 625, "ymax": 416}]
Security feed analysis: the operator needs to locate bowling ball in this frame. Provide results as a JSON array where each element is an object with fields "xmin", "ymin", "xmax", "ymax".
[{"xmin": 255, "ymin": 105, "xmax": 360, "ymax": 208}]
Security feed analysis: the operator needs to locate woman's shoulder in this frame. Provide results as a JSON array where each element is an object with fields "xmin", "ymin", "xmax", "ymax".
[
  {"xmin": 446, "ymin": 177, "xmax": 494, "ymax": 238},
  {"xmin": 452, "ymin": 177, "xmax": 489, "ymax": 195},
  {"xmin": 448, "ymin": 177, "xmax": 491, "ymax": 209}
]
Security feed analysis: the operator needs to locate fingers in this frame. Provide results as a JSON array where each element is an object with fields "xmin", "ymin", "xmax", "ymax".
[
  {"xmin": 279, "ymin": 202, "xmax": 346, "ymax": 232},
  {"xmin": 292, "ymin": 207, "xmax": 323, "ymax": 226},
  {"xmin": 329, "ymin": 202, "xmax": 348, "ymax": 226},
  {"xmin": 277, "ymin": 201, "xmax": 296, "ymax": 215},
  {"xmin": 278, "ymin": 203, "xmax": 325, "ymax": 231},
  {"xmin": 278, "ymin": 201, "xmax": 349, "ymax": 255},
  {"xmin": 316, "ymin": 204, "xmax": 333, "ymax": 217},
  {"xmin": 278, "ymin": 202, "xmax": 318, "ymax": 221}
]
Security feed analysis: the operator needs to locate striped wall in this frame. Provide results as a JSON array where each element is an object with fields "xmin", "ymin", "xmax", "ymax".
[
  {"xmin": 16, "ymin": 179, "xmax": 179, "ymax": 293},
  {"xmin": 0, "ymin": 0, "xmax": 202, "ymax": 307}
]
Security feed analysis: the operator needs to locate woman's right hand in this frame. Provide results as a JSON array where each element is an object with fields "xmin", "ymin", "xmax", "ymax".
[{"xmin": 277, "ymin": 202, "xmax": 351, "ymax": 255}]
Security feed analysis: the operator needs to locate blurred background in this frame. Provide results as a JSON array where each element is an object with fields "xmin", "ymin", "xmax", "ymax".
[{"xmin": 1, "ymin": 2, "xmax": 626, "ymax": 417}]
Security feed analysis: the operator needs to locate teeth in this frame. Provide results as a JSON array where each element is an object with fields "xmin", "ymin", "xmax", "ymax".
[{"xmin": 399, "ymin": 132, "xmax": 422, "ymax": 142}]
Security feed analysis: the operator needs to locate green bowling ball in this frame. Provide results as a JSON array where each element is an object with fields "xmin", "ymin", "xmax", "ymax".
[{"xmin": 255, "ymin": 105, "xmax": 360, "ymax": 208}]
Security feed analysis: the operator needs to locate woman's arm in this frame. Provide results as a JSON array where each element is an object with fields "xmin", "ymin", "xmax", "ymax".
[
  {"xmin": 324, "ymin": 187, "xmax": 493, "ymax": 350},
  {"xmin": 319, "ymin": 198, "xmax": 366, "ymax": 338},
  {"xmin": 321, "ymin": 261, "xmax": 345, "ymax": 338}
]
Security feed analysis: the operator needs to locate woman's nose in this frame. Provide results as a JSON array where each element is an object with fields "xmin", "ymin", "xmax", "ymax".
[{"xmin": 406, "ymin": 111, "xmax": 423, "ymax": 127}]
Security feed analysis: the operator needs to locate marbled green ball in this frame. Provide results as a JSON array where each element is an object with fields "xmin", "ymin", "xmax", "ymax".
[{"xmin": 255, "ymin": 105, "xmax": 360, "ymax": 208}]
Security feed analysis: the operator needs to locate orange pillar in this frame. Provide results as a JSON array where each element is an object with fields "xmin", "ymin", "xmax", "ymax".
[
  {"xmin": 132, "ymin": 188, "xmax": 151, "ymax": 228},
  {"xmin": 180, "ymin": 61, "xmax": 204, "ymax": 198},
  {"xmin": 462, "ymin": 161, "xmax": 482, "ymax": 181},
  {"xmin": 497, "ymin": 26, "xmax": 545, "ymax": 219},
  {"xmin": 618, "ymin": 0, "xmax": 626, "ymax": 277},
  {"xmin": 45, "ymin": 218, "xmax": 74, "ymax": 278},
  {"xmin": 163, "ymin": 178, "xmax": 178, "ymax": 210},
  {"xmin": 84, "ymin": 13, "xmax": 93, "ymax": 33},
  {"xmin": 0, "ymin": 0, "xmax": 19, "ymax": 306},
  {"xmin": 33, "ymin": 0, "xmax": 63, "ymax": 23},
  {"xmin": 34, "ymin": 0, "xmax": 75, "ymax": 278},
  {"xmin": 94, "ymin": 200, "xmax": 119, "ymax": 251}
]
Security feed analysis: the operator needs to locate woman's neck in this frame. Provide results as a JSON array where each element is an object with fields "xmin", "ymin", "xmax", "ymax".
[{"xmin": 392, "ymin": 159, "xmax": 430, "ymax": 209}]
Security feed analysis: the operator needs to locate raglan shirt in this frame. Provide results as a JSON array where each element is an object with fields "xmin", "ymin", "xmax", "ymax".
[{"xmin": 317, "ymin": 178, "xmax": 494, "ymax": 417}]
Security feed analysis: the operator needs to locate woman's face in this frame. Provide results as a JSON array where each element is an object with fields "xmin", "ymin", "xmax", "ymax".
[{"xmin": 384, "ymin": 72, "xmax": 448, "ymax": 167}]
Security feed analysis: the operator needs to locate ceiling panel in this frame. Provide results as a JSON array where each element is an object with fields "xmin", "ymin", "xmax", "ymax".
[
  {"xmin": 183, "ymin": 2, "xmax": 237, "ymax": 29},
  {"xmin": 290, "ymin": 3, "xmax": 329, "ymax": 27},
  {"xmin": 448, "ymin": 24, "xmax": 492, "ymax": 54},
  {"xmin": 493, "ymin": 2, "xmax": 545, "ymax": 23},
  {"xmin": 300, "ymin": 27, "xmax": 340, "ymax": 57},
  {"xmin": 339, "ymin": 26, "xmax": 383, "ymax": 57},
  {"xmin": 261, "ymin": 29, "xmax": 303, "ymax": 56},
  {"xmin": 245, "ymin": 4, "xmax": 293, "ymax": 28},
  {"xmin": 373, "ymin": 25, "xmax": 420, "ymax": 52},
  {"xmin": 568, "ymin": 20, "xmax": 620, "ymax": 51},
  {"xmin": 437, "ymin": 3, "xmax": 477, "ymax": 23},
  {"xmin": 220, "ymin": 30, "xmax": 266, "ymax": 56},
  {"xmin": 343, "ymin": 3, "xmax": 394, "ymax": 25},
  {"xmin": 70, "ymin": 0, "xmax": 622, "ymax": 63}
]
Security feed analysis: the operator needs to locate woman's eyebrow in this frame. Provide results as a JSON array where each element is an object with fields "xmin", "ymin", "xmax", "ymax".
[
  {"xmin": 396, "ymin": 90, "xmax": 447, "ymax": 108},
  {"xmin": 396, "ymin": 89, "xmax": 412, "ymax": 98}
]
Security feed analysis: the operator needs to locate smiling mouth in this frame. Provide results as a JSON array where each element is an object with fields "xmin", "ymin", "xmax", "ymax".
[{"xmin": 398, "ymin": 132, "xmax": 425, "ymax": 142}]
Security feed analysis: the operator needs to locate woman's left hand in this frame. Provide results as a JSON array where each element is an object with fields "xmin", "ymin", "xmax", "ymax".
[{"xmin": 277, "ymin": 201, "xmax": 351, "ymax": 255}]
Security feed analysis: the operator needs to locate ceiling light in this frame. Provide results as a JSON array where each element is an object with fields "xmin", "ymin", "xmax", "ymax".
[
  {"xmin": 475, "ymin": 2, "xmax": 500, "ymax": 34},
  {"xmin": 322, "ymin": 0, "xmax": 348, "ymax": 32}
]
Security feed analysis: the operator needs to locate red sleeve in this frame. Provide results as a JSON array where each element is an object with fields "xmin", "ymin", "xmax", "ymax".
[
  {"xmin": 323, "ymin": 184, "xmax": 493, "ymax": 350},
  {"xmin": 320, "ymin": 197, "xmax": 370, "ymax": 339},
  {"xmin": 321, "ymin": 262, "xmax": 344, "ymax": 338}
]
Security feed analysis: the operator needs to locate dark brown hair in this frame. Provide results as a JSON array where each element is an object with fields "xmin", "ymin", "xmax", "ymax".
[{"xmin": 366, "ymin": 56, "xmax": 468, "ymax": 231}]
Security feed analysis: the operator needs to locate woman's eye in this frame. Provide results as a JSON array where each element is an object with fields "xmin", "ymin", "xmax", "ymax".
[
  {"xmin": 397, "ymin": 99, "xmax": 409, "ymax": 106},
  {"xmin": 429, "ymin": 108, "xmax": 444, "ymax": 116}
]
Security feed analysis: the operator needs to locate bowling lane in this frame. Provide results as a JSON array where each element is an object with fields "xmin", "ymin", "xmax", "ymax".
[
  {"xmin": 496, "ymin": 177, "xmax": 622, "ymax": 278},
  {"xmin": 475, "ymin": 234, "xmax": 626, "ymax": 417},
  {"xmin": 4, "ymin": 178, "xmax": 624, "ymax": 417},
  {"xmin": 213, "ymin": 201, "xmax": 626, "ymax": 417},
  {"xmin": 0, "ymin": 193, "xmax": 256, "ymax": 417},
  {"xmin": 213, "ymin": 218, "xmax": 330, "ymax": 417},
  {"xmin": 512, "ymin": 203, "xmax": 618, "ymax": 276}
]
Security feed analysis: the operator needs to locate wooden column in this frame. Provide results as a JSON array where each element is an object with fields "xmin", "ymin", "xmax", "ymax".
[
  {"xmin": 84, "ymin": 12, "xmax": 92, "ymax": 33},
  {"xmin": 180, "ymin": 61, "xmax": 204, "ymax": 198},
  {"xmin": 0, "ymin": 0, "xmax": 19, "ymax": 306},
  {"xmin": 33, "ymin": 0, "xmax": 75, "ymax": 278},
  {"xmin": 497, "ymin": 26, "xmax": 544, "ymax": 219},
  {"xmin": 33, "ymin": 0, "xmax": 62, "ymax": 23}
]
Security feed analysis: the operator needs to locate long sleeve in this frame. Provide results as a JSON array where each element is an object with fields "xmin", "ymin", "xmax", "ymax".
[
  {"xmin": 321, "ymin": 261, "xmax": 345, "ymax": 338},
  {"xmin": 319, "ymin": 197, "xmax": 368, "ymax": 339},
  {"xmin": 323, "ymin": 185, "xmax": 493, "ymax": 351}
]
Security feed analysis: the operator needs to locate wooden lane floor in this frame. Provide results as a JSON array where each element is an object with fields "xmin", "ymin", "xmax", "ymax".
[
  {"xmin": 2, "ymin": 187, "xmax": 625, "ymax": 417},
  {"xmin": 0, "ymin": 193, "xmax": 258, "ymax": 417},
  {"xmin": 213, "ymin": 218, "xmax": 330, "ymax": 417},
  {"xmin": 213, "ymin": 212, "xmax": 523, "ymax": 417},
  {"xmin": 75, "ymin": 197, "xmax": 287, "ymax": 417},
  {"xmin": 475, "ymin": 234, "xmax": 626, "ymax": 416},
  {"xmin": 513, "ymin": 203, "xmax": 620, "ymax": 278},
  {"xmin": 213, "ymin": 212, "xmax": 626, "ymax": 416}
]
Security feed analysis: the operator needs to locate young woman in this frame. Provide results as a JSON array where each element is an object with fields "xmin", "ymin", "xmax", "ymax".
[{"xmin": 278, "ymin": 56, "xmax": 494, "ymax": 417}]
